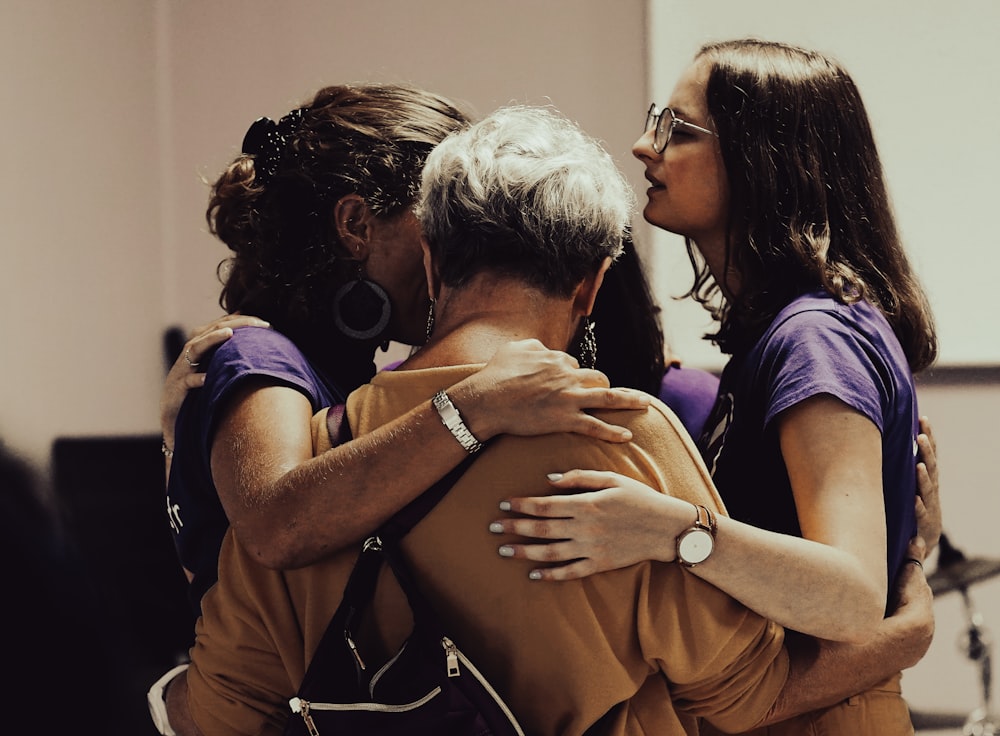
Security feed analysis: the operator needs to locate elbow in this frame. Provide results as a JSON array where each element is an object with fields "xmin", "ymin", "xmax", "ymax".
[
  {"xmin": 233, "ymin": 523, "xmax": 304, "ymax": 571},
  {"xmin": 835, "ymin": 588, "xmax": 886, "ymax": 645},
  {"xmin": 238, "ymin": 523, "xmax": 348, "ymax": 570}
]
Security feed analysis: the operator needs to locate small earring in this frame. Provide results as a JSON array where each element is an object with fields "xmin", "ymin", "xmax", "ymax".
[
  {"xmin": 578, "ymin": 316, "xmax": 597, "ymax": 369},
  {"xmin": 425, "ymin": 298, "xmax": 436, "ymax": 340}
]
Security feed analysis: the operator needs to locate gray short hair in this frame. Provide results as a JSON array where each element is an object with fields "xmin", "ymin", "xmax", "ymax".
[{"xmin": 415, "ymin": 105, "xmax": 635, "ymax": 297}]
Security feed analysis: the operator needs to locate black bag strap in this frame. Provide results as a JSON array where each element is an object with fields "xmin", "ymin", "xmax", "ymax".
[{"xmin": 326, "ymin": 403, "xmax": 483, "ymax": 626}]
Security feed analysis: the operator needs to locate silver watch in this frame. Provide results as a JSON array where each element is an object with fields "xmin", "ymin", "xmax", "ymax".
[
  {"xmin": 676, "ymin": 504, "xmax": 717, "ymax": 567},
  {"xmin": 432, "ymin": 390, "xmax": 483, "ymax": 454}
]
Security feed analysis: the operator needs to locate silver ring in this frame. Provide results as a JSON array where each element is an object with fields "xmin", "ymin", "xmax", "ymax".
[
  {"xmin": 184, "ymin": 350, "xmax": 200, "ymax": 368},
  {"xmin": 906, "ymin": 558, "xmax": 923, "ymax": 570}
]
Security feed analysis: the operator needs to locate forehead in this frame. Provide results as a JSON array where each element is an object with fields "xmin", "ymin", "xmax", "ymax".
[{"xmin": 667, "ymin": 60, "xmax": 711, "ymax": 118}]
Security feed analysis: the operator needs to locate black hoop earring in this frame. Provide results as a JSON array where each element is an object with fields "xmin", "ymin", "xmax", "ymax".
[{"xmin": 331, "ymin": 276, "xmax": 392, "ymax": 341}]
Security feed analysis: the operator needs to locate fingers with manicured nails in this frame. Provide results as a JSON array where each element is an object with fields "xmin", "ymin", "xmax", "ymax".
[
  {"xmin": 455, "ymin": 341, "xmax": 648, "ymax": 443},
  {"xmin": 498, "ymin": 538, "xmax": 579, "ymax": 563},
  {"xmin": 491, "ymin": 511, "xmax": 576, "ymax": 541},
  {"xmin": 527, "ymin": 559, "xmax": 598, "ymax": 582},
  {"xmin": 495, "ymin": 494, "xmax": 571, "ymax": 521},
  {"xmin": 546, "ymin": 469, "xmax": 632, "ymax": 492},
  {"xmin": 568, "ymin": 415, "xmax": 633, "ymax": 443}
]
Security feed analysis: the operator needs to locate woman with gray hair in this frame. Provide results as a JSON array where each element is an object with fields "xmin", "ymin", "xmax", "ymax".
[{"xmin": 417, "ymin": 104, "xmax": 633, "ymax": 322}]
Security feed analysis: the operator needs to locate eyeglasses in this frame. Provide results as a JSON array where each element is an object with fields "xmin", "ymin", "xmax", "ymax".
[{"xmin": 643, "ymin": 103, "xmax": 717, "ymax": 154}]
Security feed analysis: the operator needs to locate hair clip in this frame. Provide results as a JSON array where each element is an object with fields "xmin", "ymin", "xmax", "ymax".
[{"xmin": 241, "ymin": 108, "xmax": 307, "ymax": 185}]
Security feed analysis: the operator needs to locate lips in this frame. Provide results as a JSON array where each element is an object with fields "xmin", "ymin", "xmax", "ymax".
[{"xmin": 644, "ymin": 172, "xmax": 665, "ymax": 191}]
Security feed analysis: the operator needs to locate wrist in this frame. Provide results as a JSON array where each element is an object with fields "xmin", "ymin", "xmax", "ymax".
[{"xmin": 444, "ymin": 379, "xmax": 496, "ymax": 440}]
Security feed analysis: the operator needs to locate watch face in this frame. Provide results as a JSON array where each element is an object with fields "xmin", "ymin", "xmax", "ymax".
[{"xmin": 678, "ymin": 527, "xmax": 714, "ymax": 565}]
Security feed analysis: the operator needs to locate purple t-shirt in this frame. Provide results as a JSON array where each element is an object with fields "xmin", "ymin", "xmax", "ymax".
[
  {"xmin": 166, "ymin": 327, "xmax": 342, "ymax": 612},
  {"xmin": 698, "ymin": 292, "xmax": 919, "ymax": 601},
  {"xmin": 659, "ymin": 363, "xmax": 720, "ymax": 440}
]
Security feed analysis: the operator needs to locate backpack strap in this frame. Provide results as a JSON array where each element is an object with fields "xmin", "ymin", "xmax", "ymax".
[{"xmin": 299, "ymin": 438, "xmax": 482, "ymax": 694}]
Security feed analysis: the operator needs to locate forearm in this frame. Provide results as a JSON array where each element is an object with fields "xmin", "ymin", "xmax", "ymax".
[
  {"xmin": 223, "ymin": 345, "xmax": 647, "ymax": 570},
  {"xmin": 691, "ymin": 516, "xmax": 885, "ymax": 643},
  {"xmin": 761, "ymin": 610, "xmax": 933, "ymax": 724},
  {"xmin": 234, "ymin": 396, "xmax": 473, "ymax": 568}
]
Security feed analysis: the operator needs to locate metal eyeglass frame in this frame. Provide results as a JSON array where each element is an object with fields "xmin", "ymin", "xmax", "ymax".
[{"xmin": 644, "ymin": 103, "xmax": 717, "ymax": 154}]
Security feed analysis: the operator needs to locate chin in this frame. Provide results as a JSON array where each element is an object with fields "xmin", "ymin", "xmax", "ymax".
[{"xmin": 642, "ymin": 207, "xmax": 678, "ymax": 235}]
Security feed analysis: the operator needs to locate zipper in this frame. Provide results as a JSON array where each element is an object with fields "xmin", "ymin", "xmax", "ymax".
[
  {"xmin": 291, "ymin": 641, "xmax": 524, "ymax": 735},
  {"xmin": 448, "ymin": 642, "xmax": 526, "ymax": 736},
  {"xmin": 441, "ymin": 636, "xmax": 460, "ymax": 677},
  {"xmin": 345, "ymin": 631, "xmax": 366, "ymax": 671},
  {"xmin": 288, "ymin": 697, "xmax": 320, "ymax": 736},
  {"xmin": 369, "ymin": 641, "xmax": 408, "ymax": 698},
  {"xmin": 293, "ymin": 687, "xmax": 442, "ymax": 715}
]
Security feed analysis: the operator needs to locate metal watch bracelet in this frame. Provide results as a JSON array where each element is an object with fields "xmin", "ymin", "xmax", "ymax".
[{"xmin": 432, "ymin": 390, "xmax": 483, "ymax": 454}]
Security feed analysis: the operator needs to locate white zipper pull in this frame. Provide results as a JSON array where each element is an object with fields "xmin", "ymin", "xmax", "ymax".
[
  {"xmin": 290, "ymin": 697, "xmax": 320, "ymax": 736},
  {"xmin": 442, "ymin": 637, "xmax": 460, "ymax": 677}
]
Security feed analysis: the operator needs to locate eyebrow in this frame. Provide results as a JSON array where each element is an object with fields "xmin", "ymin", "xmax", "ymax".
[{"xmin": 671, "ymin": 106, "xmax": 705, "ymax": 123}]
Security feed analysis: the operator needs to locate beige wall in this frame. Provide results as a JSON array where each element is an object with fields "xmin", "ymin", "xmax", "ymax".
[
  {"xmin": 0, "ymin": 0, "xmax": 648, "ymax": 465},
  {"xmin": 1, "ymin": 0, "xmax": 164, "ymax": 465}
]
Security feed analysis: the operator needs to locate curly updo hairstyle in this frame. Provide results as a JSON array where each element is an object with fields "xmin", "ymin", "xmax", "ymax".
[{"xmin": 206, "ymin": 84, "xmax": 471, "ymax": 347}]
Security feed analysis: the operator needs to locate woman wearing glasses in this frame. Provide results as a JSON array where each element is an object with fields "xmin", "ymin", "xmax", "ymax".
[{"xmin": 494, "ymin": 39, "xmax": 939, "ymax": 734}]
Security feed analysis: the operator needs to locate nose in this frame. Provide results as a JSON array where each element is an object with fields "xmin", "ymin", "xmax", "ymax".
[{"xmin": 632, "ymin": 129, "xmax": 657, "ymax": 162}]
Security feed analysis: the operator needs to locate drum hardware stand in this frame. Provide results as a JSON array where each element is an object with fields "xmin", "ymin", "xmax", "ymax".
[{"xmin": 937, "ymin": 534, "xmax": 999, "ymax": 736}]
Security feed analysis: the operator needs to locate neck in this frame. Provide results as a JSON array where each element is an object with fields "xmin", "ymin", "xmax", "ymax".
[
  {"xmin": 692, "ymin": 233, "xmax": 740, "ymax": 301},
  {"xmin": 405, "ymin": 274, "xmax": 581, "ymax": 368}
]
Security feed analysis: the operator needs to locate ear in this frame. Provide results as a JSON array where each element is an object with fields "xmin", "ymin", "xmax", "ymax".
[
  {"xmin": 573, "ymin": 257, "xmax": 613, "ymax": 317},
  {"xmin": 332, "ymin": 194, "xmax": 374, "ymax": 260},
  {"xmin": 420, "ymin": 236, "xmax": 441, "ymax": 300}
]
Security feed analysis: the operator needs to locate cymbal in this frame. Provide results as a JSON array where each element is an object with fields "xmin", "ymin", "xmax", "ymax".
[{"xmin": 927, "ymin": 556, "xmax": 1000, "ymax": 596}]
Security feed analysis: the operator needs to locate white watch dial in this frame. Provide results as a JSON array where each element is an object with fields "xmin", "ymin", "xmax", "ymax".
[{"xmin": 678, "ymin": 527, "xmax": 714, "ymax": 566}]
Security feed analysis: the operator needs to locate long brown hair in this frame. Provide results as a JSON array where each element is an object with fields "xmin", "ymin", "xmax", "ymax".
[{"xmin": 686, "ymin": 39, "xmax": 936, "ymax": 372}]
